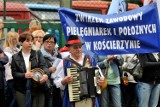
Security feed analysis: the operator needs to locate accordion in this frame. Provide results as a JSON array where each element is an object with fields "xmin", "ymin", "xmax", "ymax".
[{"xmin": 67, "ymin": 66, "xmax": 101, "ymax": 102}]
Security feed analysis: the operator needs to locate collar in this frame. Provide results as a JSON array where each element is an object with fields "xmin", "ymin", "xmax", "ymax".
[{"xmin": 69, "ymin": 53, "xmax": 85, "ymax": 65}]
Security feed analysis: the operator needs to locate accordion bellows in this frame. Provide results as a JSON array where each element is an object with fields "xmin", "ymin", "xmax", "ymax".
[{"xmin": 67, "ymin": 66, "xmax": 101, "ymax": 102}]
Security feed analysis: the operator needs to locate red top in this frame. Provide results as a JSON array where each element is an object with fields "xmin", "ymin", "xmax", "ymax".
[{"xmin": 59, "ymin": 46, "xmax": 69, "ymax": 52}]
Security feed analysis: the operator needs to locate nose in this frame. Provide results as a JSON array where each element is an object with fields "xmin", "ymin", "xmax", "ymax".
[{"xmin": 29, "ymin": 41, "xmax": 33, "ymax": 44}]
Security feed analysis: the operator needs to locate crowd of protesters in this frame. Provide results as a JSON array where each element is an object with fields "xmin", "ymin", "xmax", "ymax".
[{"xmin": 0, "ymin": 16, "xmax": 159, "ymax": 107}]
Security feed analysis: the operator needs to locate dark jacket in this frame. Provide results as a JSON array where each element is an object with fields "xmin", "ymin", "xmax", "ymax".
[
  {"xmin": 44, "ymin": 52, "xmax": 62, "ymax": 107},
  {"xmin": 0, "ymin": 48, "xmax": 8, "ymax": 89},
  {"xmin": 139, "ymin": 53, "xmax": 160, "ymax": 84},
  {"xmin": 11, "ymin": 49, "xmax": 49, "ymax": 93}
]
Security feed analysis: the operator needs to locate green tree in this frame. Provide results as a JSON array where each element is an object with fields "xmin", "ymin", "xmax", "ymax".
[{"xmin": 126, "ymin": 0, "xmax": 143, "ymax": 7}]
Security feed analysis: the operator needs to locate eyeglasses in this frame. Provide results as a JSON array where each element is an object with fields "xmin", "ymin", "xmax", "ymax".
[
  {"xmin": 44, "ymin": 41, "xmax": 55, "ymax": 44},
  {"xmin": 34, "ymin": 36, "xmax": 43, "ymax": 39}
]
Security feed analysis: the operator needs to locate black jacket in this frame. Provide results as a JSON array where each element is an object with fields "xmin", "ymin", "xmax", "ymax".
[
  {"xmin": 139, "ymin": 53, "xmax": 160, "ymax": 84},
  {"xmin": 0, "ymin": 48, "xmax": 8, "ymax": 89},
  {"xmin": 11, "ymin": 49, "xmax": 49, "ymax": 93}
]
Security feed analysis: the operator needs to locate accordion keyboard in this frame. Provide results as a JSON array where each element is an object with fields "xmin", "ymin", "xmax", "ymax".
[
  {"xmin": 67, "ymin": 67, "xmax": 81, "ymax": 102},
  {"xmin": 94, "ymin": 69, "xmax": 101, "ymax": 94}
]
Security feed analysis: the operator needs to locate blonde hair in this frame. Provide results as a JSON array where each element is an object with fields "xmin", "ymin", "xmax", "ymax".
[
  {"xmin": 32, "ymin": 30, "xmax": 45, "ymax": 38},
  {"xmin": 3, "ymin": 31, "xmax": 19, "ymax": 48}
]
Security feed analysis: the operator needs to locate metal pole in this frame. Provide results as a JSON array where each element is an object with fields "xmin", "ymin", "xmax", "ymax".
[
  {"xmin": 60, "ymin": 0, "xmax": 72, "ymax": 8},
  {"xmin": 70, "ymin": 0, "xmax": 72, "ymax": 8},
  {"xmin": 3, "ymin": 0, "xmax": 6, "ymax": 20}
]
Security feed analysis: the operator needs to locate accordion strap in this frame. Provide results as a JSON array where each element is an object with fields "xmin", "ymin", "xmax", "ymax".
[
  {"xmin": 64, "ymin": 57, "xmax": 82, "ymax": 68},
  {"xmin": 64, "ymin": 55, "xmax": 90, "ymax": 68}
]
